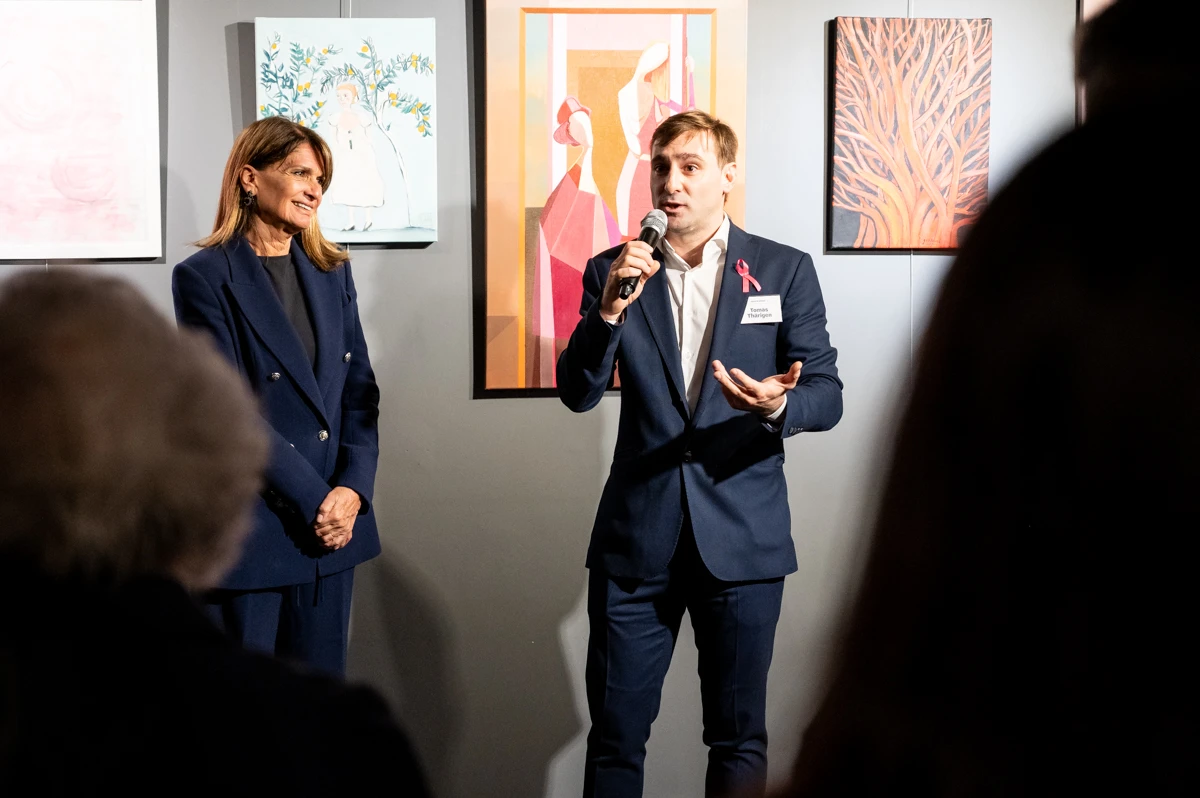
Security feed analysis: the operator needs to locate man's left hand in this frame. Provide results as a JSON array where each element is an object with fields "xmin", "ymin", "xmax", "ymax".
[{"xmin": 712, "ymin": 360, "xmax": 802, "ymax": 417}]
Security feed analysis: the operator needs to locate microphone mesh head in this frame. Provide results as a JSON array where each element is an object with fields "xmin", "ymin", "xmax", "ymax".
[{"xmin": 641, "ymin": 209, "xmax": 668, "ymax": 236}]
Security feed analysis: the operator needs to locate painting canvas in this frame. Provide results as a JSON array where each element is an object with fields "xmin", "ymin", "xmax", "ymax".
[
  {"xmin": 830, "ymin": 17, "xmax": 992, "ymax": 250},
  {"xmin": 481, "ymin": 0, "xmax": 748, "ymax": 394},
  {"xmin": 0, "ymin": 0, "xmax": 161, "ymax": 260},
  {"xmin": 255, "ymin": 17, "xmax": 437, "ymax": 243}
]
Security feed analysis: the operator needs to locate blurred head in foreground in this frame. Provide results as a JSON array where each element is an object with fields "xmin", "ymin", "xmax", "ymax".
[
  {"xmin": 1077, "ymin": 0, "xmax": 1196, "ymax": 119},
  {"xmin": 779, "ymin": 69, "xmax": 1199, "ymax": 798},
  {"xmin": 0, "ymin": 270, "xmax": 267, "ymax": 590}
]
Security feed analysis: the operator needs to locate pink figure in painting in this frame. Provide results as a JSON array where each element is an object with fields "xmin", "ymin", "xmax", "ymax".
[
  {"xmin": 615, "ymin": 42, "xmax": 696, "ymax": 238},
  {"xmin": 531, "ymin": 96, "xmax": 620, "ymax": 387}
]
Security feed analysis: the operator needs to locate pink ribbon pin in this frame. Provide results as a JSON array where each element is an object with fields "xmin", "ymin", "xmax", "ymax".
[{"xmin": 735, "ymin": 259, "xmax": 761, "ymax": 293}]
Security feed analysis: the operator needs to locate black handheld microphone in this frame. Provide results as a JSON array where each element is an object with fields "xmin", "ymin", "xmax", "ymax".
[{"xmin": 618, "ymin": 209, "xmax": 668, "ymax": 300}]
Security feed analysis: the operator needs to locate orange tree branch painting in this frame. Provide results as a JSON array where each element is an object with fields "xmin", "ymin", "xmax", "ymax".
[{"xmin": 831, "ymin": 17, "xmax": 992, "ymax": 249}]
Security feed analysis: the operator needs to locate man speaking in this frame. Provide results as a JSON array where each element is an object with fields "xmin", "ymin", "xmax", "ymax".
[{"xmin": 556, "ymin": 110, "xmax": 843, "ymax": 798}]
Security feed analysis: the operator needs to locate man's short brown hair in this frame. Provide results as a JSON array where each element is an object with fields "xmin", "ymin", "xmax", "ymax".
[
  {"xmin": 0, "ymin": 271, "xmax": 268, "ymax": 587},
  {"xmin": 650, "ymin": 110, "xmax": 739, "ymax": 166}
]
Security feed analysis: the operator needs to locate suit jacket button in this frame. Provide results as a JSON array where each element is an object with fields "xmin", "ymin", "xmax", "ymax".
[
  {"xmin": 268, "ymin": 372, "xmax": 281, "ymax": 381},
  {"xmin": 682, "ymin": 450, "xmax": 693, "ymax": 462},
  {"xmin": 318, "ymin": 430, "xmax": 329, "ymax": 442},
  {"xmin": 343, "ymin": 352, "xmax": 352, "ymax": 363}
]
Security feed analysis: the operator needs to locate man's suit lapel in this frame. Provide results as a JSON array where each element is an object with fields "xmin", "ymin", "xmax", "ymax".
[
  {"xmin": 693, "ymin": 223, "xmax": 756, "ymax": 422},
  {"xmin": 635, "ymin": 248, "xmax": 688, "ymax": 415},
  {"xmin": 223, "ymin": 237, "xmax": 328, "ymax": 423}
]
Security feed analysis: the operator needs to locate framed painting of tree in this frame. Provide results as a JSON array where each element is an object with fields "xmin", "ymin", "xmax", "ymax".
[
  {"xmin": 255, "ymin": 17, "xmax": 437, "ymax": 243},
  {"xmin": 829, "ymin": 17, "xmax": 992, "ymax": 251}
]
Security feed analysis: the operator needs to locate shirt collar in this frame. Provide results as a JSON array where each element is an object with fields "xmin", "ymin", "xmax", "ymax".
[{"xmin": 661, "ymin": 215, "xmax": 731, "ymax": 271}]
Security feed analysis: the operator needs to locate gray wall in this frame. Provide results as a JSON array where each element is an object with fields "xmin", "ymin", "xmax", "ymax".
[{"xmin": 0, "ymin": 1, "xmax": 1077, "ymax": 795}]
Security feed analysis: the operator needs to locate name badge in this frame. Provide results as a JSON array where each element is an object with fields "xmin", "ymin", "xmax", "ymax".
[{"xmin": 741, "ymin": 294, "xmax": 782, "ymax": 324}]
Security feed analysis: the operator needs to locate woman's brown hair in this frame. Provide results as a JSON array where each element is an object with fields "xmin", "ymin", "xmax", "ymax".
[{"xmin": 197, "ymin": 116, "xmax": 348, "ymax": 271}]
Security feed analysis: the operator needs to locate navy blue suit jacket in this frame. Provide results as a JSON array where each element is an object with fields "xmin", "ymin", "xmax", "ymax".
[
  {"xmin": 172, "ymin": 237, "xmax": 381, "ymax": 590},
  {"xmin": 557, "ymin": 223, "xmax": 842, "ymax": 582}
]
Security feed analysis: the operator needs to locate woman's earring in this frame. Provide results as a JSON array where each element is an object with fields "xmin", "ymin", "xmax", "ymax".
[{"xmin": 242, "ymin": 191, "xmax": 256, "ymax": 208}]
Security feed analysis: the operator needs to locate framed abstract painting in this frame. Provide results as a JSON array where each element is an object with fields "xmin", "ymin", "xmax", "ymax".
[
  {"xmin": 0, "ymin": 0, "xmax": 161, "ymax": 260},
  {"xmin": 829, "ymin": 17, "xmax": 992, "ymax": 251},
  {"xmin": 476, "ymin": 0, "xmax": 747, "ymax": 396},
  {"xmin": 255, "ymin": 17, "xmax": 438, "ymax": 244}
]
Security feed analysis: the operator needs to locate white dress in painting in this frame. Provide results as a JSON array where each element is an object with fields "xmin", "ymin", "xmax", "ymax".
[{"xmin": 325, "ymin": 106, "xmax": 384, "ymax": 209}]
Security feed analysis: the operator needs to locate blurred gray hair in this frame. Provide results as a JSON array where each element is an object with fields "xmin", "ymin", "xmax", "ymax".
[{"xmin": 0, "ymin": 270, "xmax": 268, "ymax": 588}]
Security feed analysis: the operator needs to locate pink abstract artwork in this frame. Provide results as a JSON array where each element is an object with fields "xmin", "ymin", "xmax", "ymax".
[
  {"xmin": 0, "ymin": 0, "xmax": 161, "ymax": 260},
  {"xmin": 484, "ymin": 2, "xmax": 749, "ymax": 392}
]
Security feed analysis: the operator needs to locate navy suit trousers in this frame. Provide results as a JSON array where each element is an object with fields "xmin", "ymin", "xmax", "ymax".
[
  {"xmin": 202, "ymin": 567, "xmax": 355, "ymax": 677},
  {"xmin": 584, "ymin": 519, "xmax": 785, "ymax": 798}
]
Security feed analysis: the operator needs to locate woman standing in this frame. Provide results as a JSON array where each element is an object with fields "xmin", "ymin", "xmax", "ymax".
[{"xmin": 172, "ymin": 116, "xmax": 381, "ymax": 676}]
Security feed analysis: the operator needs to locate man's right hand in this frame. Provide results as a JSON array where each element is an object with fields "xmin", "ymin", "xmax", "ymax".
[{"xmin": 599, "ymin": 241, "xmax": 660, "ymax": 322}]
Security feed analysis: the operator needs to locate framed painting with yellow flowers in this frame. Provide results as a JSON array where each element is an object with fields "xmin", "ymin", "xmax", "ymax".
[{"xmin": 255, "ymin": 17, "xmax": 437, "ymax": 244}]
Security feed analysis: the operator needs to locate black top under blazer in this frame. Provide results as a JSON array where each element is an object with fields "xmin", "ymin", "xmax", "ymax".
[{"xmin": 172, "ymin": 237, "xmax": 381, "ymax": 590}]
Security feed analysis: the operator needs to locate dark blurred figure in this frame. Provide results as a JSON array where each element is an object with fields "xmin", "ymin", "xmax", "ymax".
[
  {"xmin": 1077, "ymin": 0, "xmax": 1196, "ymax": 119},
  {"xmin": 0, "ymin": 271, "xmax": 427, "ymax": 796},
  {"xmin": 772, "ymin": 2, "xmax": 1199, "ymax": 795}
]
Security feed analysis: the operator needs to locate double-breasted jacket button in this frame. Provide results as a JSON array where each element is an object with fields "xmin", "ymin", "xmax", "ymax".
[
  {"xmin": 682, "ymin": 450, "xmax": 694, "ymax": 463},
  {"xmin": 268, "ymin": 372, "xmax": 281, "ymax": 381},
  {"xmin": 318, "ymin": 430, "xmax": 329, "ymax": 442},
  {"xmin": 343, "ymin": 352, "xmax": 352, "ymax": 363}
]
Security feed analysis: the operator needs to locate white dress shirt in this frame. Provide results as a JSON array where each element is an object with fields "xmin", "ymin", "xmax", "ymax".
[
  {"xmin": 607, "ymin": 215, "xmax": 786, "ymax": 425},
  {"xmin": 660, "ymin": 216, "xmax": 730, "ymax": 412},
  {"xmin": 659, "ymin": 216, "xmax": 786, "ymax": 424}
]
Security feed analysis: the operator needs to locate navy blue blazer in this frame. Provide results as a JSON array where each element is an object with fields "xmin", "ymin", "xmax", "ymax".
[
  {"xmin": 556, "ymin": 223, "xmax": 842, "ymax": 582},
  {"xmin": 172, "ymin": 237, "xmax": 381, "ymax": 590}
]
